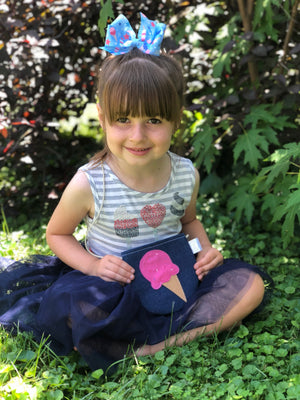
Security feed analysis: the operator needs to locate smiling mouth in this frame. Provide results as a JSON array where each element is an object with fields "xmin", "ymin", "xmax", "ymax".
[{"xmin": 126, "ymin": 147, "xmax": 151, "ymax": 154}]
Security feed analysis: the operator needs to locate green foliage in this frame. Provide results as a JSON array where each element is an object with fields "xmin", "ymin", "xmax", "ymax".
[
  {"xmin": 1, "ymin": 2, "xmax": 299, "ymax": 397},
  {"xmin": 233, "ymin": 103, "xmax": 289, "ymax": 170},
  {"xmin": 252, "ymin": 0, "xmax": 281, "ymax": 41},
  {"xmin": 212, "ymin": 14, "xmax": 245, "ymax": 78},
  {"xmin": 252, "ymin": 142, "xmax": 300, "ymax": 248},
  {"xmin": 179, "ymin": 0, "xmax": 299, "ymax": 247},
  {"xmin": 98, "ymin": 0, "xmax": 124, "ymax": 37},
  {"xmin": 1, "ymin": 202, "xmax": 299, "ymax": 399},
  {"xmin": 227, "ymin": 175, "xmax": 259, "ymax": 223},
  {"xmin": 189, "ymin": 111, "xmax": 219, "ymax": 173}
]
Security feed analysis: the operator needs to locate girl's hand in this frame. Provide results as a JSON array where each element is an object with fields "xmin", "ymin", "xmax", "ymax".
[
  {"xmin": 194, "ymin": 247, "xmax": 223, "ymax": 281},
  {"xmin": 89, "ymin": 255, "xmax": 135, "ymax": 284}
]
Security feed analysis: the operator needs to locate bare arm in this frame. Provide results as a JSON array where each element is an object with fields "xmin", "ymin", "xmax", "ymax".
[
  {"xmin": 46, "ymin": 171, "xmax": 134, "ymax": 283},
  {"xmin": 181, "ymin": 168, "xmax": 223, "ymax": 280}
]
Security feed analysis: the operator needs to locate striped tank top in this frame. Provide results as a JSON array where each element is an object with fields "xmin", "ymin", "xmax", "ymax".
[{"xmin": 79, "ymin": 152, "xmax": 196, "ymax": 257}]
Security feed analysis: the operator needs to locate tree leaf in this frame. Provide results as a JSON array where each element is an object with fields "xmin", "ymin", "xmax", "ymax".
[
  {"xmin": 234, "ymin": 129, "xmax": 269, "ymax": 170},
  {"xmin": 192, "ymin": 122, "xmax": 219, "ymax": 172},
  {"xmin": 260, "ymin": 193, "xmax": 281, "ymax": 214},
  {"xmin": 244, "ymin": 104, "xmax": 277, "ymax": 128},
  {"xmin": 268, "ymin": 142, "xmax": 300, "ymax": 163},
  {"xmin": 263, "ymin": 156, "xmax": 290, "ymax": 189},
  {"xmin": 227, "ymin": 176, "xmax": 259, "ymax": 223},
  {"xmin": 286, "ymin": 185, "xmax": 300, "ymax": 209},
  {"xmin": 213, "ymin": 52, "xmax": 231, "ymax": 78},
  {"xmin": 281, "ymin": 204, "xmax": 299, "ymax": 248},
  {"xmin": 98, "ymin": 0, "xmax": 115, "ymax": 38},
  {"xmin": 253, "ymin": 0, "xmax": 264, "ymax": 29},
  {"xmin": 272, "ymin": 185, "xmax": 300, "ymax": 248},
  {"xmin": 262, "ymin": 127, "xmax": 279, "ymax": 145},
  {"xmin": 252, "ymin": 142, "xmax": 300, "ymax": 192}
]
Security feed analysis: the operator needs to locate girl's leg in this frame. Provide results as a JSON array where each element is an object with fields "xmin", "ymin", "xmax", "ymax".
[{"xmin": 137, "ymin": 272, "xmax": 265, "ymax": 356}]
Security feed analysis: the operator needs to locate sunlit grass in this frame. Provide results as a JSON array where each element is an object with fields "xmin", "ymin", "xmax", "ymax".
[{"xmin": 0, "ymin": 200, "xmax": 299, "ymax": 399}]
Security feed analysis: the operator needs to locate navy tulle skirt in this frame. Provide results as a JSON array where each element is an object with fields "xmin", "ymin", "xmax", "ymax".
[{"xmin": 0, "ymin": 255, "xmax": 272, "ymax": 371}]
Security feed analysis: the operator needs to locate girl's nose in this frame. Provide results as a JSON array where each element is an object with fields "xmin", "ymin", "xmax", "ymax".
[{"xmin": 130, "ymin": 123, "xmax": 145, "ymax": 141}]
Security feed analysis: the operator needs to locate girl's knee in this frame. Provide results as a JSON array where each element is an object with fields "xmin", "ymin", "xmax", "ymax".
[
  {"xmin": 230, "ymin": 272, "xmax": 265, "ymax": 319},
  {"xmin": 248, "ymin": 273, "xmax": 265, "ymax": 309}
]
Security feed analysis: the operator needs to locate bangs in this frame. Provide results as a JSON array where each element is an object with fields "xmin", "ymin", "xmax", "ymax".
[{"xmin": 99, "ymin": 58, "xmax": 181, "ymax": 124}]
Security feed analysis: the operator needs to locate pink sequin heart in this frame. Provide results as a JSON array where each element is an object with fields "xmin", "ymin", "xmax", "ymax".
[{"xmin": 140, "ymin": 204, "xmax": 166, "ymax": 228}]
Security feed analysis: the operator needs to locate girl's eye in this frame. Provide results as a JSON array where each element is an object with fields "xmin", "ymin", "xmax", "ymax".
[
  {"xmin": 116, "ymin": 117, "xmax": 129, "ymax": 124},
  {"xmin": 148, "ymin": 118, "xmax": 162, "ymax": 124}
]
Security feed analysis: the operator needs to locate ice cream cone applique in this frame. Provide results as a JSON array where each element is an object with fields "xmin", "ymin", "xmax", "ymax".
[{"xmin": 139, "ymin": 249, "xmax": 187, "ymax": 302}]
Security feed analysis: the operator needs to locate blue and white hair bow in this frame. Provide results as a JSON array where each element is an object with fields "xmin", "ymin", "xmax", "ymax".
[{"xmin": 100, "ymin": 13, "xmax": 166, "ymax": 56}]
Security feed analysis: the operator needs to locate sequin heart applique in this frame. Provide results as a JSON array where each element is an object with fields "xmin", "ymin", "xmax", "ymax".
[{"xmin": 140, "ymin": 204, "xmax": 166, "ymax": 228}]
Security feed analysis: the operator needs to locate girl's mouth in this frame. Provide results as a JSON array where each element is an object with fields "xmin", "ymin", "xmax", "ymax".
[{"xmin": 126, "ymin": 147, "xmax": 151, "ymax": 156}]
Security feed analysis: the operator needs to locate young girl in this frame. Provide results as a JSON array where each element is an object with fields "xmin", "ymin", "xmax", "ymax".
[{"xmin": 0, "ymin": 14, "xmax": 270, "ymax": 371}]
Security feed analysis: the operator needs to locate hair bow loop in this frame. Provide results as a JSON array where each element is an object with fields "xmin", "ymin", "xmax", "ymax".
[{"xmin": 100, "ymin": 13, "xmax": 166, "ymax": 56}]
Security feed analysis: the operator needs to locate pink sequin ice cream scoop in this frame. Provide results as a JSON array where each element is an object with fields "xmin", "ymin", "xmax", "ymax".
[
  {"xmin": 139, "ymin": 250, "xmax": 187, "ymax": 301},
  {"xmin": 139, "ymin": 250, "xmax": 179, "ymax": 289}
]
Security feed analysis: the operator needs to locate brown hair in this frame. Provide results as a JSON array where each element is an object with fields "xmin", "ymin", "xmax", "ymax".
[{"xmin": 91, "ymin": 48, "xmax": 185, "ymax": 164}]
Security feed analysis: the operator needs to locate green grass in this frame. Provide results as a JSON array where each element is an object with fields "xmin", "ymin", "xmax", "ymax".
[{"xmin": 0, "ymin": 201, "xmax": 299, "ymax": 399}]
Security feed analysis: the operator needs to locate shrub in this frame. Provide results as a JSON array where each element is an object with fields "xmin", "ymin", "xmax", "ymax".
[
  {"xmin": 1, "ymin": 0, "xmax": 299, "ymax": 245},
  {"xmin": 0, "ymin": 0, "xmax": 103, "ymax": 216},
  {"xmin": 172, "ymin": 0, "xmax": 300, "ymax": 246}
]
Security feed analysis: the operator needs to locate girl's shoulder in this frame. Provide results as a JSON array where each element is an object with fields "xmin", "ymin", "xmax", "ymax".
[
  {"xmin": 169, "ymin": 151, "xmax": 194, "ymax": 165},
  {"xmin": 78, "ymin": 161, "xmax": 99, "ymax": 174},
  {"xmin": 76, "ymin": 163, "xmax": 107, "ymax": 200},
  {"xmin": 78, "ymin": 161, "xmax": 105, "ymax": 181},
  {"xmin": 169, "ymin": 152, "xmax": 196, "ymax": 178}
]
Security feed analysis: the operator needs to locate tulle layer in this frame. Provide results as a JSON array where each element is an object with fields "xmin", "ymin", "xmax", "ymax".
[{"xmin": 0, "ymin": 255, "xmax": 272, "ymax": 371}]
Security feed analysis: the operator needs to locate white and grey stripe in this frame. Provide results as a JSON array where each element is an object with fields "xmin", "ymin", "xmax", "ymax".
[{"xmin": 79, "ymin": 152, "xmax": 196, "ymax": 257}]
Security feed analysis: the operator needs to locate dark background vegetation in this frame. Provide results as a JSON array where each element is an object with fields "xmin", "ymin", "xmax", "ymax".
[
  {"xmin": 0, "ymin": 2, "xmax": 299, "ymax": 397},
  {"xmin": 0, "ymin": 0, "xmax": 299, "ymax": 245}
]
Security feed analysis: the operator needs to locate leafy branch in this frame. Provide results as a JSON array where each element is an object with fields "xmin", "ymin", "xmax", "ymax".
[
  {"xmin": 237, "ymin": 0, "xmax": 258, "ymax": 84},
  {"xmin": 280, "ymin": 0, "xmax": 299, "ymax": 72},
  {"xmin": 252, "ymin": 142, "xmax": 300, "ymax": 247}
]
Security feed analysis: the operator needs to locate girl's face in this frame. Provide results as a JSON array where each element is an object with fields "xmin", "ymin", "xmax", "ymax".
[{"xmin": 99, "ymin": 112, "xmax": 174, "ymax": 168}]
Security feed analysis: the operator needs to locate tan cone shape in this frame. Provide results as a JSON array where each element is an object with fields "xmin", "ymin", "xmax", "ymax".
[{"xmin": 162, "ymin": 275, "xmax": 187, "ymax": 302}]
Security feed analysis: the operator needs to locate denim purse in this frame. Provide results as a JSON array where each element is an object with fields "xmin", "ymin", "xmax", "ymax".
[{"xmin": 122, "ymin": 233, "xmax": 200, "ymax": 314}]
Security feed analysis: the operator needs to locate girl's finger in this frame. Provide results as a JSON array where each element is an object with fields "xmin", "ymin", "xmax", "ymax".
[{"xmin": 99, "ymin": 258, "xmax": 135, "ymax": 283}]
